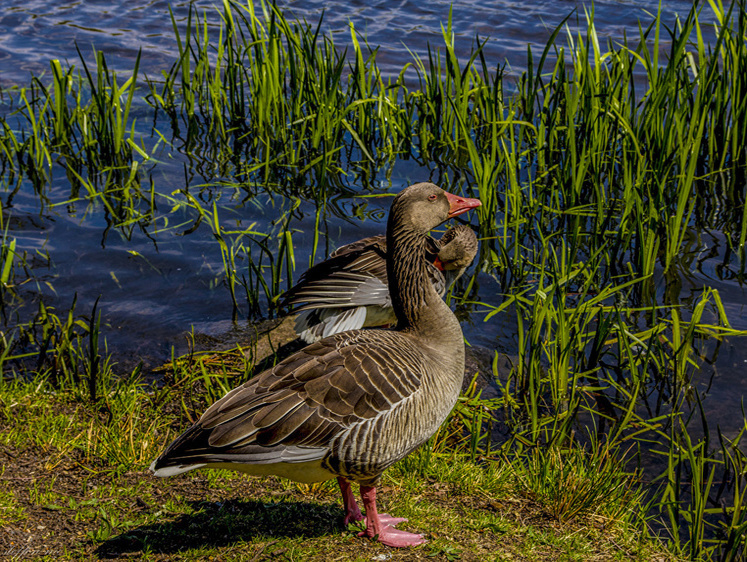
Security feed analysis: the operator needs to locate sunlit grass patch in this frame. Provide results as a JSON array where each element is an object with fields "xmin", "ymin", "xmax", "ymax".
[
  {"xmin": 512, "ymin": 443, "xmax": 643, "ymax": 525},
  {"xmin": 0, "ymin": 374, "xmax": 173, "ymax": 474},
  {"xmin": 0, "ymin": 356, "xmax": 673, "ymax": 560}
]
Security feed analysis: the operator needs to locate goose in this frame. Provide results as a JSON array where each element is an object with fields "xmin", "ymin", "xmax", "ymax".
[
  {"xmin": 284, "ymin": 224, "xmax": 478, "ymax": 343},
  {"xmin": 150, "ymin": 183, "xmax": 481, "ymax": 548}
]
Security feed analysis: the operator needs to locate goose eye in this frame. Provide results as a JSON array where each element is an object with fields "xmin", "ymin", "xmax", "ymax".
[{"xmin": 428, "ymin": 194, "xmax": 437, "ymax": 201}]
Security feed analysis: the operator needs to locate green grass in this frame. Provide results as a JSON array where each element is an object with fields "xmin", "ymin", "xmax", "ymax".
[
  {"xmin": 0, "ymin": 360, "xmax": 672, "ymax": 560},
  {"xmin": 0, "ymin": 474, "xmax": 26, "ymax": 528},
  {"xmin": 1, "ymin": 0, "xmax": 747, "ymax": 559}
]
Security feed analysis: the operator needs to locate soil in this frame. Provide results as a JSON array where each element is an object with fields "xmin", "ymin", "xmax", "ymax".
[{"xmin": 0, "ymin": 443, "xmax": 523, "ymax": 561}]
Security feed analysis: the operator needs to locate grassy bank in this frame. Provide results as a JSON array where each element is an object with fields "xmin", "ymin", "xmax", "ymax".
[
  {"xmin": 0, "ymin": 331, "xmax": 672, "ymax": 560},
  {"xmin": 1, "ymin": 0, "xmax": 747, "ymax": 559}
]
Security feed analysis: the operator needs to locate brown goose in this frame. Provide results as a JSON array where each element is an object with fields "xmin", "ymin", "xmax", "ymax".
[
  {"xmin": 150, "ymin": 183, "xmax": 481, "ymax": 547},
  {"xmin": 284, "ymin": 224, "xmax": 478, "ymax": 343}
]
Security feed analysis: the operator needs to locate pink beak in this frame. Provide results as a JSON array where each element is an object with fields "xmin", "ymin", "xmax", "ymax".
[{"xmin": 444, "ymin": 191, "xmax": 482, "ymax": 218}]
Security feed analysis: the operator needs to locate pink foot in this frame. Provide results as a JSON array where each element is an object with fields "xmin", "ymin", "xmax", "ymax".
[
  {"xmin": 358, "ymin": 484, "xmax": 426, "ymax": 548},
  {"xmin": 358, "ymin": 526, "xmax": 426, "ymax": 547},
  {"xmin": 378, "ymin": 514, "xmax": 408, "ymax": 526},
  {"xmin": 344, "ymin": 510, "xmax": 364, "ymax": 525}
]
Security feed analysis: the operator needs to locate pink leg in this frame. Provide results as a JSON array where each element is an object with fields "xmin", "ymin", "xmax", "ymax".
[
  {"xmin": 358, "ymin": 485, "xmax": 426, "ymax": 548},
  {"xmin": 337, "ymin": 477, "xmax": 364, "ymax": 525}
]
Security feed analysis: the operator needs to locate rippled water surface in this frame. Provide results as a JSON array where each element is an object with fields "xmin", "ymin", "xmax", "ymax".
[
  {"xmin": 1, "ymin": 0, "xmax": 710, "ymax": 86},
  {"xmin": 1, "ymin": 0, "xmax": 744, "ymax": 402}
]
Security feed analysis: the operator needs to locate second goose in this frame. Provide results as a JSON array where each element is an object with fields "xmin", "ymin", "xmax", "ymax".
[{"xmin": 284, "ymin": 224, "xmax": 478, "ymax": 342}]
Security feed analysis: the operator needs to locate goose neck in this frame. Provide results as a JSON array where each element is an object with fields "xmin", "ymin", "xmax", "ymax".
[{"xmin": 387, "ymin": 221, "xmax": 446, "ymax": 332}]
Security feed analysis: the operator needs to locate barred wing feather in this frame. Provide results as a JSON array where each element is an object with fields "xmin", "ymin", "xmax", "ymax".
[{"xmin": 151, "ymin": 330, "xmax": 425, "ymax": 475}]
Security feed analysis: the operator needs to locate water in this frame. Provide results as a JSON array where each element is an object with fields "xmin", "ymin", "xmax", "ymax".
[
  {"xmin": 0, "ymin": 0, "xmax": 706, "ymax": 87},
  {"xmin": 1, "ymin": 0, "xmax": 744, "ymax": 396}
]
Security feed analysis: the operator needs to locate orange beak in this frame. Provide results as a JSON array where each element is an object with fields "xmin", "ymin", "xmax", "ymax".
[{"xmin": 444, "ymin": 191, "xmax": 482, "ymax": 218}]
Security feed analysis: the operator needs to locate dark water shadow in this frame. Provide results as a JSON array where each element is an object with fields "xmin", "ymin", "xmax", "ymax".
[{"xmin": 95, "ymin": 498, "xmax": 345, "ymax": 558}]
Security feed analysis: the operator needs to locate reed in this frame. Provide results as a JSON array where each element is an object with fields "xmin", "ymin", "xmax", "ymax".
[{"xmin": 0, "ymin": 216, "xmax": 17, "ymax": 322}]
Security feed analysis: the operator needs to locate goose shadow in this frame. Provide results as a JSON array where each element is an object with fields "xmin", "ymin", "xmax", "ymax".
[{"xmin": 94, "ymin": 498, "xmax": 347, "ymax": 558}]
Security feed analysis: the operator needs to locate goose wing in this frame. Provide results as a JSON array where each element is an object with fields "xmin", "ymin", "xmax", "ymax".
[
  {"xmin": 294, "ymin": 307, "xmax": 369, "ymax": 343},
  {"xmin": 282, "ymin": 237, "xmax": 390, "ymax": 310},
  {"xmin": 153, "ymin": 330, "xmax": 425, "ymax": 468},
  {"xmin": 283, "ymin": 235, "xmax": 443, "ymax": 311},
  {"xmin": 330, "ymin": 235, "xmax": 387, "ymax": 258}
]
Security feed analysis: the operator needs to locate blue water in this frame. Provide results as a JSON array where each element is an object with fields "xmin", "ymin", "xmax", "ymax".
[{"xmin": 0, "ymin": 0, "xmax": 707, "ymax": 86}]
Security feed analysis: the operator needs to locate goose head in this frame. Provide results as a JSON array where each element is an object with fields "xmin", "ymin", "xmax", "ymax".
[
  {"xmin": 388, "ymin": 182, "xmax": 481, "ymax": 235},
  {"xmin": 437, "ymin": 225, "xmax": 479, "ymax": 272}
]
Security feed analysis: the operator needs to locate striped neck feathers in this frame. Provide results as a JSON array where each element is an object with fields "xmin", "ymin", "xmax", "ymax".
[{"xmin": 386, "ymin": 215, "xmax": 446, "ymax": 331}]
